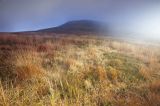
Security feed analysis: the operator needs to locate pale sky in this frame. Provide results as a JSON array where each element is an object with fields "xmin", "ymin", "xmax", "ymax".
[{"xmin": 0, "ymin": 0, "xmax": 160, "ymax": 38}]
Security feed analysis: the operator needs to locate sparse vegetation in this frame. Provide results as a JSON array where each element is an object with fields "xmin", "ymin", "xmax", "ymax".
[{"xmin": 0, "ymin": 34, "xmax": 160, "ymax": 106}]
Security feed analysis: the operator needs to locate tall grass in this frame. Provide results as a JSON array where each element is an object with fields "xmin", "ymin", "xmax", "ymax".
[{"xmin": 0, "ymin": 34, "xmax": 160, "ymax": 106}]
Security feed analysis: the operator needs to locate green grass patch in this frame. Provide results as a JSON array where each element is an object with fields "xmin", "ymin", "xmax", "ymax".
[{"xmin": 103, "ymin": 52, "xmax": 146, "ymax": 84}]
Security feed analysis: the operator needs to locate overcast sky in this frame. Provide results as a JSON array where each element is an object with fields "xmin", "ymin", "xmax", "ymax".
[{"xmin": 0, "ymin": 0, "xmax": 160, "ymax": 38}]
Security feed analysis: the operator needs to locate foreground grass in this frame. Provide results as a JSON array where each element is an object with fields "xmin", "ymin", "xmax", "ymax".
[{"xmin": 0, "ymin": 34, "xmax": 160, "ymax": 106}]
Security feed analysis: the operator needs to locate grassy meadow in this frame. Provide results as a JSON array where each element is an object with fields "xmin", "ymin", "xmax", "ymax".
[{"xmin": 0, "ymin": 34, "xmax": 160, "ymax": 106}]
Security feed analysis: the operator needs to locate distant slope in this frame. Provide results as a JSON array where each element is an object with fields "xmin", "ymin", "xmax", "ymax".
[{"xmin": 38, "ymin": 20, "xmax": 108, "ymax": 34}]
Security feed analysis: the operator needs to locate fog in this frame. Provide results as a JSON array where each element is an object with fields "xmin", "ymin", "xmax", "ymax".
[{"xmin": 0, "ymin": 0, "xmax": 160, "ymax": 39}]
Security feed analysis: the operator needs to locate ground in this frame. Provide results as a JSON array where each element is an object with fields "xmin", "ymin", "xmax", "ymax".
[{"xmin": 0, "ymin": 34, "xmax": 160, "ymax": 106}]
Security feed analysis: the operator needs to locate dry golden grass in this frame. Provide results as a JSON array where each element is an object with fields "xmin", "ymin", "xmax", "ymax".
[{"xmin": 0, "ymin": 34, "xmax": 160, "ymax": 106}]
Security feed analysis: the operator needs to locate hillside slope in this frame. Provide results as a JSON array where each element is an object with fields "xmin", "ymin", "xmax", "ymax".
[{"xmin": 38, "ymin": 20, "xmax": 108, "ymax": 34}]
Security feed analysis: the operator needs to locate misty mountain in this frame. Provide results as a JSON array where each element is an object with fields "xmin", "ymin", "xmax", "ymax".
[{"xmin": 38, "ymin": 20, "xmax": 108, "ymax": 34}]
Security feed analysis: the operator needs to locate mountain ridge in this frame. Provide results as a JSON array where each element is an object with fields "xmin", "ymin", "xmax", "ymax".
[{"xmin": 38, "ymin": 20, "xmax": 108, "ymax": 34}]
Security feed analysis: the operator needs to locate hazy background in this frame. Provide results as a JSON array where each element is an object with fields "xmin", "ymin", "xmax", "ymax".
[{"xmin": 0, "ymin": 0, "xmax": 160, "ymax": 39}]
